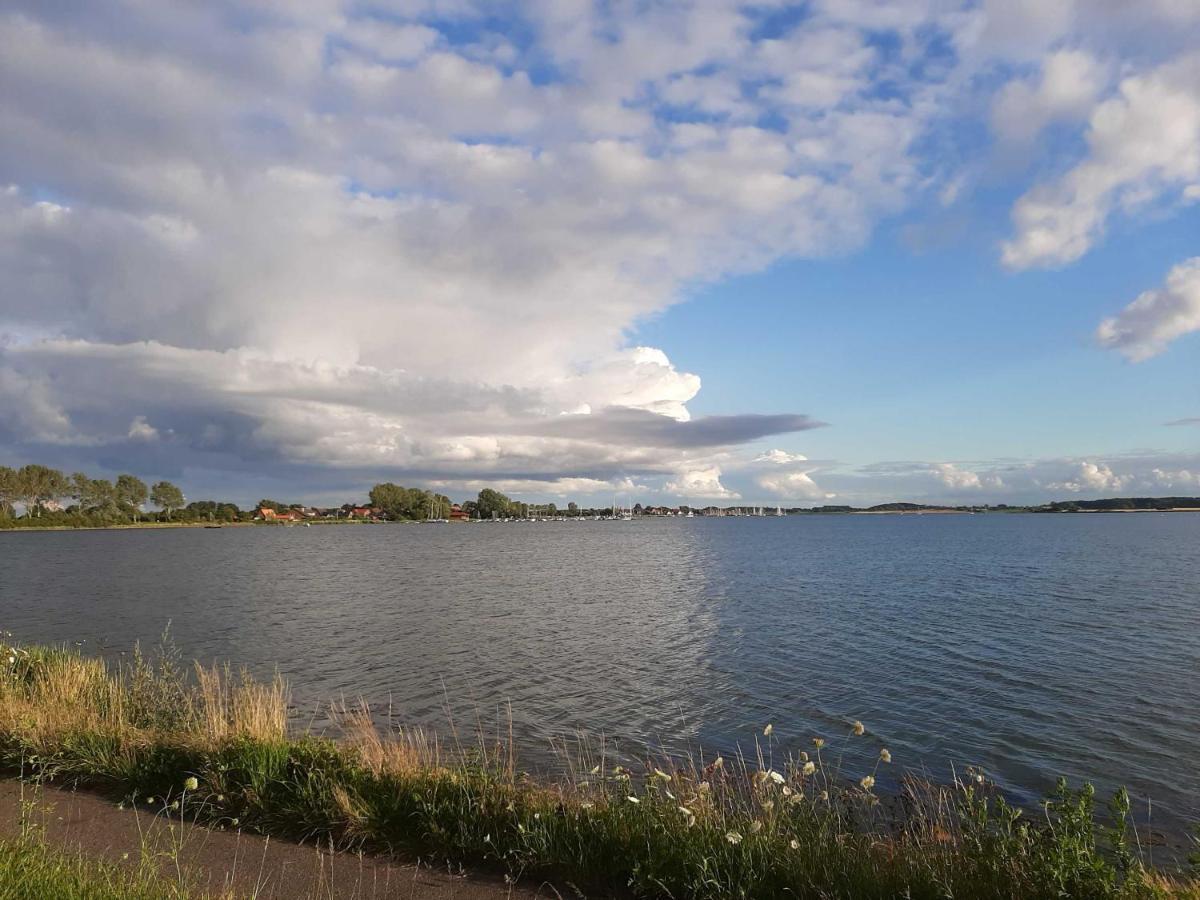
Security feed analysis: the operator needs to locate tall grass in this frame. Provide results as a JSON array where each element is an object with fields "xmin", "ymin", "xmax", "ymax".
[
  {"xmin": 0, "ymin": 772, "xmax": 217, "ymax": 900},
  {"xmin": 0, "ymin": 637, "xmax": 1196, "ymax": 899},
  {"xmin": 0, "ymin": 837, "xmax": 212, "ymax": 900}
]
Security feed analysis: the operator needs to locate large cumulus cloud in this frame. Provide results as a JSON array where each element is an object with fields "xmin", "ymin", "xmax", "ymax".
[{"xmin": 2, "ymin": 1, "xmax": 1199, "ymax": 502}]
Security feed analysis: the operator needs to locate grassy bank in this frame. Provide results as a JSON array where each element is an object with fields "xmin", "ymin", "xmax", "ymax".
[{"xmin": 0, "ymin": 640, "xmax": 1195, "ymax": 899}]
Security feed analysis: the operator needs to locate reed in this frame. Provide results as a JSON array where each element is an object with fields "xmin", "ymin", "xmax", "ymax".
[{"xmin": 0, "ymin": 637, "xmax": 1196, "ymax": 899}]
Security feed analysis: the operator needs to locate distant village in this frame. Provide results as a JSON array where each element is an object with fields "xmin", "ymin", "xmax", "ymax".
[{"xmin": 254, "ymin": 502, "xmax": 792, "ymax": 523}]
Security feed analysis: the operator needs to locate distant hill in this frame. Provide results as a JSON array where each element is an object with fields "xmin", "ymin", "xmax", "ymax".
[
  {"xmin": 785, "ymin": 497, "xmax": 1200, "ymax": 515},
  {"xmin": 1039, "ymin": 497, "xmax": 1200, "ymax": 512},
  {"xmin": 865, "ymin": 502, "xmax": 946, "ymax": 512}
]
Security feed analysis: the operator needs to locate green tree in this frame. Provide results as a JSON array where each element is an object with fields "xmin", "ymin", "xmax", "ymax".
[
  {"xmin": 368, "ymin": 482, "xmax": 407, "ymax": 519},
  {"xmin": 115, "ymin": 474, "xmax": 149, "ymax": 522},
  {"xmin": 428, "ymin": 493, "xmax": 452, "ymax": 519},
  {"xmin": 65, "ymin": 473, "xmax": 112, "ymax": 515},
  {"xmin": 80, "ymin": 478, "xmax": 118, "ymax": 515},
  {"xmin": 150, "ymin": 481, "xmax": 185, "ymax": 519},
  {"xmin": 475, "ymin": 488, "xmax": 513, "ymax": 520},
  {"xmin": 17, "ymin": 464, "xmax": 67, "ymax": 517},
  {"xmin": 0, "ymin": 466, "xmax": 15, "ymax": 519},
  {"xmin": 187, "ymin": 500, "xmax": 241, "ymax": 522},
  {"xmin": 368, "ymin": 483, "xmax": 453, "ymax": 521},
  {"xmin": 69, "ymin": 472, "xmax": 90, "ymax": 510},
  {"xmin": 567, "ymin": 501, "xmax": 578, "ymax": 517}
]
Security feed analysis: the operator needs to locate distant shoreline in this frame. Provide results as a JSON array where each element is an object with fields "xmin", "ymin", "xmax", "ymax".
[
  {"xmin": 0, "ymin": 519, "xmax": 376, "ymax": 533},
  {"xmin": 3, "ymin": 506, "xmax": 1199, "ymax": 533}
]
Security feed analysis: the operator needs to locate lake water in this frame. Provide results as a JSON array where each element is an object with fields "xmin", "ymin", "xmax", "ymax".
[{"xmin": 2, "ymin": 514, "xmax": 1198, "ymax": 837}]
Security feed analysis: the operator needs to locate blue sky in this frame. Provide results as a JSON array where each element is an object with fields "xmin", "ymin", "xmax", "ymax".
[
  {"xmin": 641, "ymin": 203, "xmax": 1200, "ymax": 461},
  {"xmin": 0, "ymin": 1, "xmax": 1197, "ymax": 507}
]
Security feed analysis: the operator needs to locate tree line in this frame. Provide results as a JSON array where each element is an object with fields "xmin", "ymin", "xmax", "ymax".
[
  {"xmin": 367, "ymin": 484, "xmax": 538, "ymax": 520},
  {"xmin": 0, "ymin": 464, "xmax": 201, "ymax": 526}
]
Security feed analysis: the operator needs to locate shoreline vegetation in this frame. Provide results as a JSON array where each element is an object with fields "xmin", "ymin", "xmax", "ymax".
[
  {"xmin": 2, "ymin": 462, "xmax": 1199, "ymax": 532},
  {"xmin": 1, "ymin": 639, "xmax": 1197, "ymax": 898}
]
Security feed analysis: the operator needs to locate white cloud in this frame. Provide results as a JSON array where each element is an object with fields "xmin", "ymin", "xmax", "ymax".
[
  {"xmin": 932, "ymin": 463, "xmax": 1003, "ymax": 490},
  {"xmin": 2, "ymin": 2, "xmax": 1199, "ymax": 501},
  {"xmin": 664, "ymin": 466, "xmax": 740, "ymax": 500},
  {"xmin": 0, "ymin": 1, "xmax": 970, "ymax": 494},
  {"xmin": 818, "ymin": 453, "xmax": 1199, "ymax": 505},
  {"xmin": 1045, "ymin": 460, "xmax": 1131, "ymax": 493},
  {"xmin": 1002, "ymin": 52, "xmax": 1200, "ymax": 269},
  {"xmin": 754, "ymin": 449, "xmax": 809, "ymax": 465},
  {"xmin": 1149, "ymin": 468, "xmax": 1200, "ymax": 489},
  {"xmin": 990, "ymin": 50, "xmax": 1107, "ymax": 145},
  {"xmin": 1097, "ymin": 257, "xmax": 1200, "ymax": 360},
  {"xmin": 755, "ymin": 469, "xmax": 832, "ymax": 501},
  {"xmin": 127, "ymin": 416, "xmax": 159, "ymax": 442}
]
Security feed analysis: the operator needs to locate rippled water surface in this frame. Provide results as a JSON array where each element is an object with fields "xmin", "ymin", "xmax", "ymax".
[{"xmin": 2, "ymin": 514, "xmax": 1197, "ymax": 833}]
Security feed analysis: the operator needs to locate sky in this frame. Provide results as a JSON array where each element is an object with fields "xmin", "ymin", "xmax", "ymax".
[{"xmin": 0, "ymin": 0, "xmax": 1198, "ymax": 508}]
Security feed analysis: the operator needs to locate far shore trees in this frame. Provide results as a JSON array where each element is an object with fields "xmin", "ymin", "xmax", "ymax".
[
  {"xmin": 116, "ymin": 474, "xmax": 149, "ymax": 522},
  {"xmin": 17, "ymin": 464, "xmax": 67, "ymax": 517},
  {"xmin": 368, "ymin": 482, "xmax": 452, "ymax": 521},
  {"xmin": 8, "ymin": 459, "xmax": 1199, "ymax": 532},
  {"xmin": 0, "ymin": 463, "xmax": 248, "ymax": 528},
  {"xmin": 0, "ymin": 466, "xmax": 15, "ymax": 518},
  {"xmin": 151, "ymin": 481, "xmax": 185, "ymax": 519},
  {"xmin": 186, "ymin": 500, "xmax": 241, "ymax": 522},
  {"xmin": 474, "ymin": 488, "xmax": 513, "ymax": 520}
]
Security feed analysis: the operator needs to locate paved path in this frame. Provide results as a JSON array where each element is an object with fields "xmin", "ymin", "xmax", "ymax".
[{"xmin": 0, "ymin": 780, "xmax": 572, "ymax": 899}]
